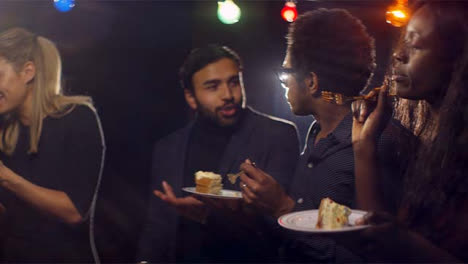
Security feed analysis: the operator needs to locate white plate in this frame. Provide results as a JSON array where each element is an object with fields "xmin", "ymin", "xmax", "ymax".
[
  {"xmin": 278, "ymin": 209, "xmax": 369, "ymax": 233},
  {"xmin": 182, "ymin": 187, "xmax": 242, "ymax": 200}
]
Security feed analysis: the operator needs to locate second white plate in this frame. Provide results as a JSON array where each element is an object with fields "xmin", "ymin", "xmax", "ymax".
[{"xmin": 278, "ymin": 209, "xmax": 369, "ymax": 233}]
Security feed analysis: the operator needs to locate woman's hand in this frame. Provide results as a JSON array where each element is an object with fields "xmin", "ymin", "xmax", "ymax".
[
  {"xmin": 356, "ymin": 211, "xmax": 411, "ymax": 260},
  {"xmin": 352, "ymin": 85, "xmax": 393, "ymax": 211},
  {"xmin": 352, "ymin": 84, "xmax": 393, "ymax": 146},
  {"xmin": 336, "ymin": 211, "xmax": 414, "ymax": 261},
  {"xmin": 347, "ymin": 211, "xmax": 458, "ymax": 262}
]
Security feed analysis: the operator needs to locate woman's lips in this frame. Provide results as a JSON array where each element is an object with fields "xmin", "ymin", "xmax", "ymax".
[{"xmin": 391, "ymin": 74, "xmax": 409, "ymax": 83}]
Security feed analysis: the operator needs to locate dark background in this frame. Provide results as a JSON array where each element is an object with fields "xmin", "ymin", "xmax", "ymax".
[{"xmin": 0, "ymin": 0, "xmax": 400, "ymax": 261}]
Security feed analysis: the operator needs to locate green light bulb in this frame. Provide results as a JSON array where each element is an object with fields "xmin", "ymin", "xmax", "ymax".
[{"xmin": 217, "ymin": 0, "xmax": 241, "ymax": 24}]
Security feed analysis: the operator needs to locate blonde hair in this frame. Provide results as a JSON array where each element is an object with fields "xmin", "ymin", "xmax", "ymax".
[{"xmin": 0, "ymin": 27, "xmax": 92, "ymax": 155}]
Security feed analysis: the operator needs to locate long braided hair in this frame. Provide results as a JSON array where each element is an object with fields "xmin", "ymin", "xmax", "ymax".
[{"xmin": 394, "ymin": 1, "xmax": 468, "ymax": 244}]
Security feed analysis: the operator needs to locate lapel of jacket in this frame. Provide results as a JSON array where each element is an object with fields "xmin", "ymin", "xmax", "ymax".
[
  {"xmin": 217, "ymin": 108, "xmax": 257, "ymax": 177},
  {"xmin": 164, "ymin": 122, "xmax": 193, "ymax": 260},
  {"xmin": 173, "ymin": 121, "xmax": 194, "ymax": 197}
]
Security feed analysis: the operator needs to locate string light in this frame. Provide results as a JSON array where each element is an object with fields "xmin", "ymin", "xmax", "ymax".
[
  {"xmin": 386, "ymin": 0, "xmax": 410, "ymax": 27},
  {"xmin": 53, "ymin": 0, "xmax": 75, "ymax": 12},
  {"xmin": 217, "ymin": 0, "xmax": 241, "ymax": 25},
  {"xmin": 281, "ymin": 1, "xmax": 298, "ymax": 23}
]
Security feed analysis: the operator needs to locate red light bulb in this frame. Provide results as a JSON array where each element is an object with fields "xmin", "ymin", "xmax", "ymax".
[{"xmin": 281, "ymin": 2, "xmax": 297, "ymax": 23}]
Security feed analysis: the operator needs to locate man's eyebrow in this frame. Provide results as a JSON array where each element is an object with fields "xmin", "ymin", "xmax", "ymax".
[
  {"xmin": 227, "ymin": 75, "xmax": 240, "ymax": 81},
  {"xmin": 203, "ymin": 79, "xmax": 220, "ymax": 86}
]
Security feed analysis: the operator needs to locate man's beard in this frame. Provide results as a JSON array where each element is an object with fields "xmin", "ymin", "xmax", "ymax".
[{"xmin": 196, "ymin": 101, "xmax": 242, "ymax": 128}]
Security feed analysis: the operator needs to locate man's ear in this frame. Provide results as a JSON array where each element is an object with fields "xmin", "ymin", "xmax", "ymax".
[
  {"xmin": 21, "ymin": 61, "xmax": 36, "ymax": 85},
  {"xmin": 184, "ymin": 89, "xmax": 198, "ymax": 110},
  {"xmin": 305, "ymin": 72, "xmax": 319, "ymax": 96}
]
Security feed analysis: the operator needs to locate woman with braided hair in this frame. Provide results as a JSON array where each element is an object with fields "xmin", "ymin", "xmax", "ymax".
[{"xmin": 352, "ymin": 1, "xmax": 468, "ymax": 261}]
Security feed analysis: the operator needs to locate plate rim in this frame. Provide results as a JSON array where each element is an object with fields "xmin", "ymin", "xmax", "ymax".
[
  {"xmin": 182, "ymin": 186, "xmax": 243, "ymax": 200},
  {"xmin": 277, "ymin": 209, "xmax": 370, "ymax": 233}
]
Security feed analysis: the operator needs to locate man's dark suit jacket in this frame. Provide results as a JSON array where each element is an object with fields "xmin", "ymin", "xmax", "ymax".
[{"xmin": 137, "ymin": 107, "xmax": 299, "ymax": 262}]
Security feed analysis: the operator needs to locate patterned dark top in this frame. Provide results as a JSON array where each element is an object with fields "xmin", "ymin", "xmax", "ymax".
[{"xmin": 283, "ymin": 113, "xmax": 405, "ymax": 262}]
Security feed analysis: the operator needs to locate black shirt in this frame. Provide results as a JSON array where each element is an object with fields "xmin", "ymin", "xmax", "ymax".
[
  {"xmin": 0, "ymin": 104, "xmax": 104, "ymax": 262},
  {"xmin": 178, "ymin": 112, "xmax": 276, "ymax": 262},
  {"xmin": 176, "ymin": 116, "xmax": 235, "ymax": 262}
]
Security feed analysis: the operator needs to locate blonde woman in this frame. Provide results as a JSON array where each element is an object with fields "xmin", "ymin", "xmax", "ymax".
[{"xmin": 0, "ymin": 28, "xmax": 105, "ymax": 262}]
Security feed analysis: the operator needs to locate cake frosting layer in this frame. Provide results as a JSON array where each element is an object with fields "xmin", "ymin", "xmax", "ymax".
[{"xmin": 195, "ymin": 171, "xmax": 222, "ymax": 180}]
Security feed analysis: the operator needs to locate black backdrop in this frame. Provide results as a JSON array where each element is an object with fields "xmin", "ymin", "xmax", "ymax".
[{"xmin": 0, "ymin": 1, "xmax": 400, "ymax": 261}]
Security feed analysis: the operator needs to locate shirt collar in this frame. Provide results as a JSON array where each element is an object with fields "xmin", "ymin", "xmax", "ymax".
[
  {"xmin": 309, "ymin": 112, "xmax": 353, "ymax": 145},
  {"xmin": 330, "ymin": 112, "xmax": 353, "ymax": 144}
]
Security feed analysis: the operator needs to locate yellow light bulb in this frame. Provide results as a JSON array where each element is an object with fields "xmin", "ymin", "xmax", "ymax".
[
  {"xmin": 386, "ymin": 2, "xmax": 410, "ymax": 27},
  {"xmin": 392, "ymin": 10, "xmax": 406, "ymax": 18}
]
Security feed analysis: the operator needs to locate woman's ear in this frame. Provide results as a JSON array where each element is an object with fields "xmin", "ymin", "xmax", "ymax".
[
  {"xmin": 21, "ymin": 61, "xmax": 36, "ymax": 85},
  {"xmin": 184, "ymin": 89, "xmax": 198, "ymax": 110}
]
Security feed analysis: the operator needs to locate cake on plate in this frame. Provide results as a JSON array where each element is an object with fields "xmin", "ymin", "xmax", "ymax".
[
  {"xmin": 316, "ymin": 197, "xmax": 351, "ymax": 229},
  {"xmin": 195, "ymin": 171, "xmax": 223, "ymax": 195}
]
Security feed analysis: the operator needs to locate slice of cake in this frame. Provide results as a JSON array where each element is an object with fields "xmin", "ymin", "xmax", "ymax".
[
  {"xmin": 227, "ymin": 172, "xmax": 240, "ymax": 185},
  {"xmin": 316, "ymin": 197, "xmax": 351, "ymax": 229},
  {"xmin": 195, "ymin": 171, "xmax": 223, "ymax": 195}
]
